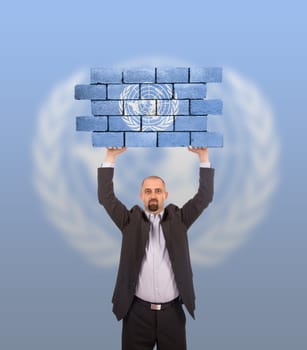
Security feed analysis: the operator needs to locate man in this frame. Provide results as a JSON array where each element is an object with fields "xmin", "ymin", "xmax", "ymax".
[{"xmin": 98, "ymin": 147, "xmax": 214, "ymax": 350}]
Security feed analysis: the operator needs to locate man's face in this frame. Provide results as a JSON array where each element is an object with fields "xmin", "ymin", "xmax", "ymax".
[{"xmin": 140, "ymin": 178, "xmax": 168, "ymax": 214}]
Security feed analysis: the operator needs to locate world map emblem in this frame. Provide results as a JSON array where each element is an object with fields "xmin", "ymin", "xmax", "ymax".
[{"xmin": 119, "ymin": 84, "xmax": 178, "ymax": 131}]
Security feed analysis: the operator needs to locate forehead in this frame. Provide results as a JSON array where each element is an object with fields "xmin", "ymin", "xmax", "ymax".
[{"xmin": 142, "ymin": 178, "xmax": 165, "ymax": 189}]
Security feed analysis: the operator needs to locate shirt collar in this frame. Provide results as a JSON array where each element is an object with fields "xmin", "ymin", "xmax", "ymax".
[{"xmin": 145, "ymin": 209, "xmax": 164, "ymax": 220}]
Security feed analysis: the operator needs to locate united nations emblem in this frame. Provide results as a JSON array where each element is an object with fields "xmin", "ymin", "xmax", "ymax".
[{"xmin": 119, "ymin": 84, "xmax": 178, "ymax": 131}]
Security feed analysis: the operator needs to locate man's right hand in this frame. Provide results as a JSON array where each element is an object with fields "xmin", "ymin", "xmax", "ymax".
[{"xmin": 104, "ymin": 147, "xmax": 127, "ymax": 163}]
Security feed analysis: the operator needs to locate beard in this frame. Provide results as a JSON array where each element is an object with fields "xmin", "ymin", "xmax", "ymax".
[{"xmin": 148, "ymin": 200, "xmax": 159, "ymax": 212}]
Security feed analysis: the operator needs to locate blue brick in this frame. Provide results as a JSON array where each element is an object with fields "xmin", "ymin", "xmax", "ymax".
[
  {"xmin": 108, "ymin": 84, "xmax": 139, "ymax": 100},
  {"xmin": 158, "ymin": 132, "xmax": 190, "ymax": 147},
  {"xmin": 190, "ymin": 67, "xmax": 222, "ymax": 83},
  {"xmin": 190, "ymin": 99, "xmax": 223, "ymax": 115},
  {"xmin": 140, "ymin": 84, "xmax": 172, "ymax": 99},
  {"xmin": 174, "ymin": 116, "xmax": 207, "ymax": 131},
  {"xmin": 123, "ymin": 68, "xmax": 155, "ymax": 83},
  {"xmin": 75, "ymin": 84, "xmax": 106, "ymax": 100},
  {"xmin": 92, "ymin": 132, "xmax": 124, "ymax": 147},
  {"xmin": 91, "ymin": 100, "xmax": 123, "ymax": 115},
  {"xmin": 124, "ymin": 100, "xmax": 156, "ymax": 116},
  {"xmin": 157, "ymin": 100, "xmax": 189, "ymax": 115},
  {"xmin": 91, "ymin": 68, "xmax": 122, "ymax": 83},
  {"xmin": 141, "ymin": 116, "xmax": 174, "ymax": 131},
  {"xmin": 76, "ymin": 116, "xmax": 108, "ymax": 131},
  {"xmin": 174, "ymin": 83, "xmax": 207, "ymax": 99},
  {"xmin": 109, "ymin": 116, "xmax": 140, "ymax": 131},
  {"xmin": 191, "ymin": 132, "xmax": 223, "ymax": 147},
  {"xmin": 157, "ymin": 67, "xmax": 188, "ymax": 83},
  {"xmin": 125, "ymin": 132, "xmax": 157, "ymax": 147}
]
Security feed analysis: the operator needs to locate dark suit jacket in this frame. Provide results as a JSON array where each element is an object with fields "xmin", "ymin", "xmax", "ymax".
[{"xmin": 98, "ymin": 166, "xmax": 214, "ymax": 321}]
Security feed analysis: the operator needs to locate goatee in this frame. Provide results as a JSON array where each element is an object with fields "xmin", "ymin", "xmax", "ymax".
[{"xmin": 148, "ymin": 200, "xmax": 158, "ymax": 212}]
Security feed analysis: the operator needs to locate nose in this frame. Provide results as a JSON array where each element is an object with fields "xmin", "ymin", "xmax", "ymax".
[{"xmin": 150, "ymin": 193, "xmax": 157, "ymax": 200}]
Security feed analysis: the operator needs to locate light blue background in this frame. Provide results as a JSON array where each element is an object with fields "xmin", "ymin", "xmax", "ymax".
[{"xmin": 1, "ymin": 1, "xmax": 306, "ymax": 349}]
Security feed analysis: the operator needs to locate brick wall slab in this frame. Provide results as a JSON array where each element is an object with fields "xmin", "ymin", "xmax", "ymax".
[{"xmin": 76, "ymin": 66, "xmax": 223, "ymax": 147}]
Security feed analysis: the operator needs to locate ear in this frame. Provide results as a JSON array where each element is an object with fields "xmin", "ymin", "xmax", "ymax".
[
  {"xmin": 164, "ymin": 191, "xmax": 169, "ymax": 200},
  {"xmin": 139, "ymin": 191, "xmax": 143, "ymax": 201}
]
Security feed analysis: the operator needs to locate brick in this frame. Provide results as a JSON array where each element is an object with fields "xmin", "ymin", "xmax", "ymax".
[
  {"xmin": 76, "ymin": 116, "xmax": 108, "ymax": 131},
  {"xmin": 124, "ymin": 100, "xmax": 156, "ymax": 116},
  {"xmin": 125, "ymin": 132, "xmax": 157, "ymax": 147},
  {"xmin": 92, "ymin": 132, "xmax": 124, "ymax": 147},
  {"xmin": 174, "ymin": 116, "xmax": 207, "ymax": 131},
  {"xmin": 157, "ymin": 67, "xmax": 189, "ymax": 83},
  {"xmin": 140, "ymin": 84, "xmax": 172, "ymax": 99},
  {"xmin": 74, "ymin": 84, "xmax": 106, "ymax": 100},
  {"xmin": 123, "ymin": 68, "xmax": 155, "ymax": 83},
  {"xmin": 174, "ymin": 83, "xmax": 207, "ymax": 99},
  {"xmin": 158, "ymin": 132, "xmax": 190, "ymax": 147},
  {"xmin": 141, "ymin": 116, "xmax": 174, "ymax": 131},
  {"xmin": 191, "ymin": 132, "xmax": 223, "ymax": 147},
  {"xmin": 190, "ymin": 99, "xmax": 223, "ymax": 115},
  {"xmin": 91, "ymin": 68, "xmax": 122, "ymax": 83},
  {"xmin": 91, "ymin": 100, "xmax": 123, "ymax": 116},
  {"xmin": 109, "ymin": 116, "xmax": 140, "ymax": 131},
  {"xmin": 157, "ymin": 100, "xmax": 189, "ymax": 115},
  {"xmin": 108, "ymin": 84, "xmax": 139, "ymax": 100},
  {"xmin": 190, "ymin": 67, "xmax": 222, "ymax": 83}
]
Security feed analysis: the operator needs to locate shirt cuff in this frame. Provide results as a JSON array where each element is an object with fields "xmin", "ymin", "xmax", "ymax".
[
  {"xmin": 100, "ymin": 162, "xmax": 115, "ymax": 168},
  {"xmin": 200, "ymin": 162, "xmax": 211, "ymax": 168}
]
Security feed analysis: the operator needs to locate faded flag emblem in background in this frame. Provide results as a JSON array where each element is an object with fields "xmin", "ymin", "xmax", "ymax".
[{"xmin": 32, "ymin": 57, "xmax": 279, "ymax": 268}]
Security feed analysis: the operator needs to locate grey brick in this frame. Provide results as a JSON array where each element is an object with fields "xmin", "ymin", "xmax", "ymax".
[
  {"xmin": 91, "ymin": 68, "xmax": 122, "ymax": 83},
  {"xmin": 108, "ymin": 84, "xmax": 139, "ymax": 100},
  {"xmin": 190, "ymin": 67, "xmax": 222, "ymax": 83},
  {"xmin": 123, "ymin": 68, "xmax": 155, "ymax": 83},
  {"xmin": 158, "ymin": 132, "xmax": 190, "ymax": 147},
  {"xmin": 174, "ymin": 116, "xmax": 207, "ymax": 131},
  {"xmin": 124, "ymin": 100, "xmax": 156, "ymax": 116},
  {"xmin": 125, "ymin": 132, "xmax": 157, "ymax": 147},
  {"xmin": 141, "ymin": 115, "xmax": 174, "ymax": 131},
  {"xmin": 75, "ymin": 84, "xmax": 106, "ymax": 100},
  {"xmin": 191, "ymin": 132, "xmax": 224, "ymax": 147},
  {"xmin": 91, "ymin": 100, "xmax": 123, "ymax": 115},
  {"xmin": 157, "ymin": 67, "xmax": 189, "ymax": 83},
  {"xmin": 190, "ymin": 99, "xmax": 223, "ymax": 115},
  {"xmin": 157, "ymin": 100, "xmax": 189, "ymax": 115},
  {"xmin": 140, "ymin": 84, "xmax": 173, "ymax": 99},
  {"xmin": 92, "ymin": 132, "xmax": 124, "ymax": 147},
  {"xmin": 76, "ymin": 116, "xmax": 108, "ymax": 131},
  {"xmin": 109, "ymin": 116, "xmax": 140, "ymax": 131},
  {"xmin": 174, "ymin": 83, "xmax": 207, "ymax": 99}
]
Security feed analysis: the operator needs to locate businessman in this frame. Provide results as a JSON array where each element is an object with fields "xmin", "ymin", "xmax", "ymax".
[{"xmin": 98, "ymin": 147, "xmax": 214, "ymax": 350}]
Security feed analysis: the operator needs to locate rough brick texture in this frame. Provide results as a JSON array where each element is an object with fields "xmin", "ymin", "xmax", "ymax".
[{"xmin": 75, "ymin": 67, "xmax": 223, "ymax": 147}]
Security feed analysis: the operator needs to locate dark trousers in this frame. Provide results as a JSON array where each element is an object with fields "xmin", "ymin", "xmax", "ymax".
[{"xmin": 122, "ymin": 297, "xmax": 187, "ymax": 350}]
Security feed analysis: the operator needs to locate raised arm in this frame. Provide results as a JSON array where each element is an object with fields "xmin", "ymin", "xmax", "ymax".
[
  {"xmin": 103, "ymin": 147, "xmax": 127, "ymax": 164},
  {"xmin": 181, "ymin": 147, "xmax": 215, "ymax": 228},
  {"xmin": 187, "ymin": 146, "xmax": 210, "ymax": 163},
  {"xmin": 97, "ymin": 147, "xmax": 130, "ymax": 231}
]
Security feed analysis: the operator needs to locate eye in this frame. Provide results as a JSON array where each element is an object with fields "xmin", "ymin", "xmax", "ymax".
[
  {"xmin": 155, "ymin": 189, "xmax": 162, "ymax": 194},
  {"xmin": 144, "ymin": 189, "xmax": 151, "ymax": 194}
]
